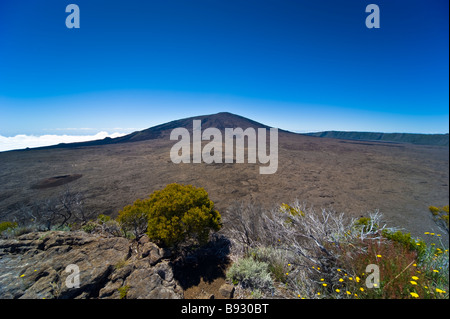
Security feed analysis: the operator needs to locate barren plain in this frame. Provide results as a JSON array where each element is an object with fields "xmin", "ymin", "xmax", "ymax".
[{"xmin": 0, "ymin": 113, "xmax": 448, "ymax": 240}]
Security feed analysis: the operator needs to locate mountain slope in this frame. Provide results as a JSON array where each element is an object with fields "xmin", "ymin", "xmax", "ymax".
[
  {"xmin": 30, "ymin": 112, "xmax": 275, "ymax": 150},
  {"xmin": 114, "ymin": 111, "xmax": 273, "ymax": 143}
]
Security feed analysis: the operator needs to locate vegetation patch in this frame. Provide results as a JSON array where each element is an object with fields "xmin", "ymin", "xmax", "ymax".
[
  {"xmin": 118, "ymin": 183, "xmax": 222, "ymax": 248},
  {"xmin": 224, "ymin": 201, "xmax": 449, "ymax": 299}
]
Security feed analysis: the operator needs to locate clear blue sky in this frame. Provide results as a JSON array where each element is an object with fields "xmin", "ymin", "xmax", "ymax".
[{"xmin": 0, "ymin": 0, "xmax": 448, "ymax": 137}]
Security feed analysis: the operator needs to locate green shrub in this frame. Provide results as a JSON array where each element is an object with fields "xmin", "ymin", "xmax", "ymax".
[
  {"xmin": 117, "ymin": 199, "xmax": 151, "ymax": 239},
  {"xmin": 145, "ymin": 183, "xmax": 222, "ymax": 247},
  {"xmin": 429, "ymin": 205, "xmax": 449, "ymax": 233},
  {"xmin": 118, "ymin": 285, "xmax": 130, "ymax": 299},
  {"xmin": 118, "ymin": 183, "xmax": 222, "ymax": 247},
  {"xmin": 226, "ymin": 257, "xmax": 274, "ymax": 292},
  {"xmin": 0, "ymin": 221, "xmax": 18, "ymax": 233},
  {"xmin": 429, "ymin": 206, "xmax": 440, "ymax": 215},
  {"xmin": 97, "ymin": 214, "xmax": 111, "ymax": 224},
  {"xmin": 279, "ymin": 203, "xmax": 304, "ymax": 217},
  {"xmin": 250, "ymin": 246, "xmax": 288, "ymax": 283},
  {"xmin": 381, "ymin": 229, "xmax": 427, "ymax": 258},
  {"xmin": 353, "ymin": 216, "xmax": 377, "ymax": 233},
  {"xmin": 81, "ymin": 221, "xmax": 97, "ymax": 233}
]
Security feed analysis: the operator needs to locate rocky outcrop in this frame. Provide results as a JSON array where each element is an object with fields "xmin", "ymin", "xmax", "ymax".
[{"xmin": 0, "ymin": 231, "xmax": 183, "ymax": 299}]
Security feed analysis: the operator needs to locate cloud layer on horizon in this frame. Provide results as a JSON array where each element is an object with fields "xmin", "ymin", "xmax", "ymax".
[{"xmin": 0, "ymin": 132, "xmax": 126, "ymax": 152}]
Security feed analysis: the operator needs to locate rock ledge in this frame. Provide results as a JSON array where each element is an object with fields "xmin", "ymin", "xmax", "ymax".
[{"xmin": 0, "ymin": 231, "xmax": 183, "ymax": 299}]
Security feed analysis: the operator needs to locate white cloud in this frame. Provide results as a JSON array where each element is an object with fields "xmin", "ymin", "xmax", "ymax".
[{"xmin": 0, "ymin": 132, "xmax": 127, "ymax": 152}]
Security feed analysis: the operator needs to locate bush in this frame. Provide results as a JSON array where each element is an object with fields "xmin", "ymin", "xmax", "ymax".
[
  {"xmin": 353, "ymin": 216, "xmax": 377, "ymax": 233},
  {"xmin": 117, "ymin": 183, "xmax": 222, "ymax": 247},
  {"xmin": 81, "ymin": 221, "xmax": 98, "ymax": 233},
  {"xmin": 117, "ymin": 199, "xmax": 150, "ymax": 239},
  {"xmin": 226, "ymin": 257, "xmax": 274, "ymax": 292},
  {"xmin": 280, "ymin": 203, "xmax": 304, "ymax": 217},
  {"xmin": 381, "ymin": 229, "xmax": 427, "ymax": 258},
  {"xmin": 118, "ymin": 285, "xmax": 130, "ymax": 299},
  {"xmin": 429, "ymin": 205, "xmax": 449, "ymax": 233},
  {"xmin": 10, "ymin": 189, "xmax": 89, "ymax": 231},
  {"xmin": 224, "ymin": 201, "xmax": 448, "ymax": 299},
  {"xmin": 97, "ymin": 214, "xmax": 111, "ymax": 224},
  {"xmin": 222, "ymin": 201, "xmax": 268, "ymax": 254},
  {"xmin": 146, "ymin": 183, "xmax": 222, "ymax": 247},
  {"xmin": 250, "ymin": 246, "xmax": 289, "ymax": 283},
  {"xmin": 80, "ymin": 214, "xmax": 122, "ymax": 237},
  {"xmin": 0, "ymin": 221, "xmax": 18, "ymax": 233}
]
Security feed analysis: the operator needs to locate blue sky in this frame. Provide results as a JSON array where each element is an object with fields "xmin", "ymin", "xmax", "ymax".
[{"xmin": 0, "ymin": 0, "xmax": 448, "ymax": 147}]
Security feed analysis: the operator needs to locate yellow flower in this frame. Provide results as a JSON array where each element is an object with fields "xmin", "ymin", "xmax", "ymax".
[
  {"xmin": 317, "ymin": 292, "xmax": 321, "ymax": 296},
  {"xmin": 320, "ymin": 278, "xmax": 325, "ymax": 281},
  {"xmin": 360, "ymin": 287, "xmax": 364, "ymax": 292},
  {"xmin": 349, "ymin": 277, "xmax": 353, "ymax": 281},
  {"xmin": 436, "ymin": 288, "xmax": 445, "ymax": 293},
  {"xmin": 339, "ymin": 278, "xmax": 344, "ymax": 282},
  {"xmin": 346, "ymin": 291, "xmax": 351, "ymax": 295},
  {"xmin": 376, "ymin": 254, "xmax": 382, "ymax": 258},
  {"xmin": 411, "ymin": 276, "xmax": 419, "ymax": 280},
  {"xmin": 433, "ymin": 269, "xmax": 439, "ymax": 273},
  {"xmin": 424, "ymin": 232, "xmax": 430, "ymax": 235},
  {"xmin": 412, "ymin": 264, "xmax": 417, "ymax": 267},
  {"xmin": 336, "ymin": 289, "xmax": 340, "ymax": 293},
  {"xmin": 20, "ymin": 274, "xmax": 25, "ymax": 278},
  {"xmin": 288, "ymin": 264, "xmax": 291, "ymax": 266},
  {"xmin": 337, "ymin": 269, "xmax": 341, "ymax": 272},
  {"xmin": 410, "ymin": 292, "xmax": 419, "ymax": 298},
  {"xmin": 286, "ymin": 272, "xmax": 289, "ymax": 276},
  {"xmin": 355, "ymin": 277, "xmax": 361, "ymax": 283},
  {"xmin": 322, "ymin": 283, "xmax": 327, "ymax": 287},
  {"xmin": 410, "ymin": 281, "xmax": 418, "ymax": 285}
]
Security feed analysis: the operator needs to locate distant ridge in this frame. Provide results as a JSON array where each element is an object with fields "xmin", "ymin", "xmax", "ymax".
[
  {"xmin": 16, "ymin": 112, "xmax": 449, "ymax": 151},
  {"xmin": 305, "ymin": 131, "xmax": 449, "ymax": 146}
]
